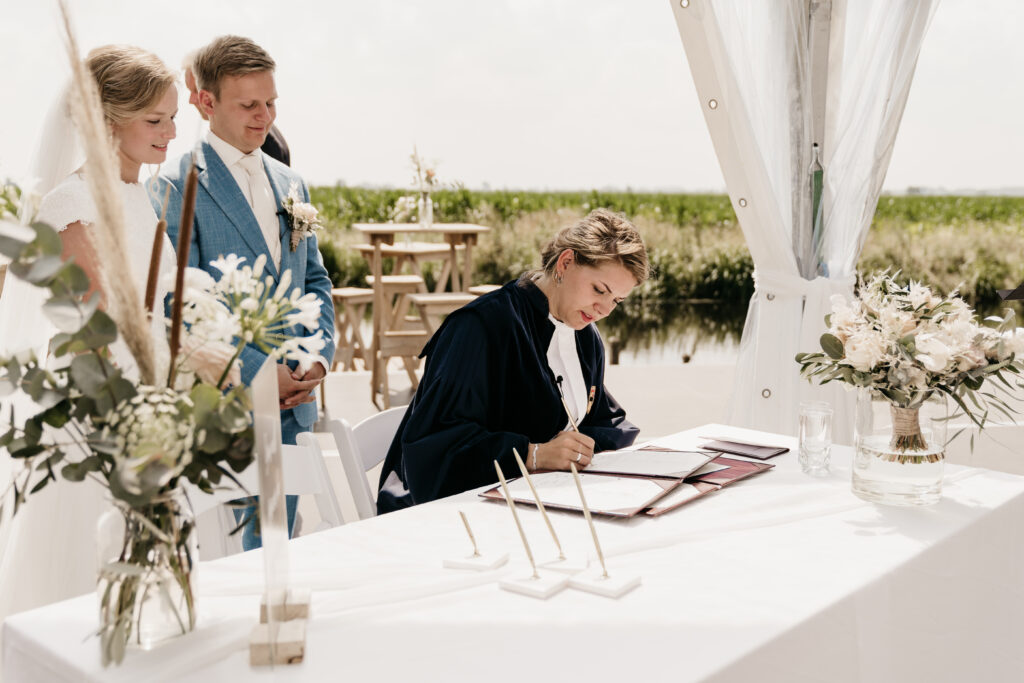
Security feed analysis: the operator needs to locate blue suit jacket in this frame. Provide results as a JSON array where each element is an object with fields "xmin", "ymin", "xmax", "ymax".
[{"xmin": 151, "ymin": 141, "xmax": 335, "ymax": 440}]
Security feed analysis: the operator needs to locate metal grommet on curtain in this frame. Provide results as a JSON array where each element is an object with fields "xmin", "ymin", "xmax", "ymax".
[
  {"xmin": 766, "ymin": 293, "xmax": 775, "ymax": 301},
  {"xmin": 738, "ymin": 198, "xmax": 747, "ymax": 207},
  {"xmin": 761, "ymin": 388, "xmax": 771, "ymax": 399},
  {"xmin": 680, "ymin": 0, "xmax": 690, "ymax": 7},
  {"xmin": 708, "ymin": 99, "xmax": 718, "ymax": 110}
]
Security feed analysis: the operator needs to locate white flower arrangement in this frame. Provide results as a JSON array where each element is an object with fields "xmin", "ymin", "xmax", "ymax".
[
  {"xmin": 166, "ymin": 253, "xmax": 326, "ymax": 387},
  {"xmin": 796, "ymin": 272, "xmax": 1024, "ymax": 428},
  {"xmin": 281, "ymin": 182, "xmax": 323, "ymax": 251},
  {"xmin": 389, "ymin": 194, "xmax": 418, "ymax": 223}
]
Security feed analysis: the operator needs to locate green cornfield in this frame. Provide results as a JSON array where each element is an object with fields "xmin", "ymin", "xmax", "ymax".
[{"xmin": 312, "ymin": 186, "xmax": 1024, "ymax": 309}]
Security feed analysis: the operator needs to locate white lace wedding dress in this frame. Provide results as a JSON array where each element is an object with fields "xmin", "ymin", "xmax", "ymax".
[{"xmin": 0, "ymin": 172, "xmax": 175, "ymax": 622}]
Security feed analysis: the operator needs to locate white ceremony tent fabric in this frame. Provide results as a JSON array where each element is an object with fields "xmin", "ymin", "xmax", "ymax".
[{"xmin": 670, "ymin": 0, "xmax": 938, "ymax": 443}]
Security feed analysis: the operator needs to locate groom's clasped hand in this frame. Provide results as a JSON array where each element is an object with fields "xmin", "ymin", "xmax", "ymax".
[{"xmin": 278, "ymin": 363, "xmax": 325, "ymax": 410}]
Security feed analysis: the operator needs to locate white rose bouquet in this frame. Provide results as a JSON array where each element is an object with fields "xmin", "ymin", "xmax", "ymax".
[{"xmin": 796, "ymin": 272, "xmax": 1024, "ymax": 449}]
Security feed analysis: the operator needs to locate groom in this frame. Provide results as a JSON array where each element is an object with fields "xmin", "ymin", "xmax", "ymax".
[{"xmin": 155, "ymin": 35, "xmax": 335, "ymax": 549}]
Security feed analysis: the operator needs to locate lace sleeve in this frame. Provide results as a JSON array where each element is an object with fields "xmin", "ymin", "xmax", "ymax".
[{"xmin": 34, "ymin": 176, "xmax": 97, "ymax": 232}]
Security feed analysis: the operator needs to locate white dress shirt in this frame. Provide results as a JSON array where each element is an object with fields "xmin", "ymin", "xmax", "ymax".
[
  {"xmin": 206, "ymin": 131, "xmax": 281, "ymax": 269},
  {"xmin": 546, "ymin": 313, "xmax": 588, "ymax": 430},
  {"xmin": 206, "ymin": 131, "xmax": 329, "ymax": 376}
]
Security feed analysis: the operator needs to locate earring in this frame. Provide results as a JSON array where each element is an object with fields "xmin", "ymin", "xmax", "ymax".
[{"xmin": 554, "ymin": 271, "xmax": 563, "ymax": 285}]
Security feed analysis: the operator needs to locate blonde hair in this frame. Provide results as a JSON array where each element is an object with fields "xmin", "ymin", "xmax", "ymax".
[
  {"xmin": 85, "ymin": 45, "xmax": 176, "ymax": 127},
  {"xmin": 191, "ymin": 35, "xmax": 275, "ymax": 99},
  {"xmin": 532, "ymin": 208, "xmax": 650, "ymax": 285}
]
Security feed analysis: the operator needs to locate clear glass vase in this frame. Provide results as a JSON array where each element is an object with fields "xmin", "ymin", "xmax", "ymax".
[
  {"xmin": 417, "ymin": 190, "xmax": 433, "ymax": 229},
  {"xmin": 852, "ymin": 389, "xmax": 948, "ymax": 506},
  {"xmin": 96, "ymin": 488, "xmax": 197, "ymax": 666}
]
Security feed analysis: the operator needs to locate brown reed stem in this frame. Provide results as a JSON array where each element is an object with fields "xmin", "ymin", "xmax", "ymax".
[
  {"xmin": 167, "ymin": 158, "xmax": 198, "ymax": 388},
  {"xmin": 144, "ymin": 185, "xmax": 172, "ymax": 316}
]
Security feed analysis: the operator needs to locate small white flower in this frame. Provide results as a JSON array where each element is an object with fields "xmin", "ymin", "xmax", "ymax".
[
  {"xmin": 211, "ymin": 254, "xmax": 247, "ymax": 276},
  {"xmin": 844, "ymin": 329, "xmax": 888, "ymax": 372},
  {"xmin": 915, "ymin": 333, "xmax": 953, "ymax": 373}
]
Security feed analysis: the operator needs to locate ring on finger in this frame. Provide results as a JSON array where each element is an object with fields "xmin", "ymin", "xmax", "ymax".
[{"xmin": 575, "ymin": 452, "xmax": 582, "ymax": 463}]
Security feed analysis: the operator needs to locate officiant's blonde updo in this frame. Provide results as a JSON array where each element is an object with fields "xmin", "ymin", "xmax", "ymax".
[
  {"xmin": 533, "ymin": 209, "xmax": 650, "ymax": 286},
  {"xmin": 85, "ymin": 45, "xmax": 176, "ymax": 126}
]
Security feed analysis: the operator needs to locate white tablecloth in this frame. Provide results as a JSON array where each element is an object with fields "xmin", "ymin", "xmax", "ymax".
[{"xmin": 5, "ymin": 424, "xmax": 1024, "ymax": 682}]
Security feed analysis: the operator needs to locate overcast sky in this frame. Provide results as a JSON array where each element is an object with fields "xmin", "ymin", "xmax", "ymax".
[{"xmin": 0, "ymin": 0, "xmax": 1020, "ymax": 192}]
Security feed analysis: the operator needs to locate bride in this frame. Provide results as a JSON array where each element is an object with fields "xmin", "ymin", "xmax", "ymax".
[{"xmin": 0, "ymin": 45, "xmax": 178, "ymax": 622}]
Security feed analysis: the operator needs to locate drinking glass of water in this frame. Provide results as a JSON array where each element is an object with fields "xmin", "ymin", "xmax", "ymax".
[{"xmin": 799, "ymin": 401, "xmax": 833, "ymax": 477}]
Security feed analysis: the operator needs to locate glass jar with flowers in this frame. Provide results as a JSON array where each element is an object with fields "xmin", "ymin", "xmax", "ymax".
[
  {"xmin": 411, "ymin": 147, "xmax": 438, "ymax": 229},
  {"xmin": 796, "ymin": 273, "xmax": 1024, "ymax": 505},
  {"xmin": 0, "ymin": 220, "xmax": 325, "ymax": 665}
]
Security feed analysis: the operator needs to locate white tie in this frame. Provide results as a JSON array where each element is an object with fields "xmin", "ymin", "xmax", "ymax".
[{"xmin": 238, "ymin": 153, "xmax": 281, "ymax": 268}]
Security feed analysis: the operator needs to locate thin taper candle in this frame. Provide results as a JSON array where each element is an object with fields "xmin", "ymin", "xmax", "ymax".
[
  {"xmin": 570, "ymin": 462, "xmax": 609, "ymax": 578},
  {"xmin": 512, "ymin": 447, "xmax": 565, "ymax": 560},
  {"xmin": 458, "ymin": 510, "xmax": 480, "ymax": 557},
  {"xmin": 494, "ymin": 461, "xmax": 539, "ymax": 579}
]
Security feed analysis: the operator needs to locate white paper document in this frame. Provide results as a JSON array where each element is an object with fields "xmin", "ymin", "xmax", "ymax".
[
  {"xmin": 588, "ymin": 448, "xmax": 715, "ymax": 478},
  {"xmin": 691, "ymin": 461, "xmax": 729, "ymax": 477},
  {"xmin": 503, "ymin": 472, "xmax": 667, "ymax": 511}
]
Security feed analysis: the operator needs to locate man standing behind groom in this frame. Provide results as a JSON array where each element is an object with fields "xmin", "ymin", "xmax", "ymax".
[{"xmin": 154, "ymin": 36, "xmax": 335, "ymax": 549}]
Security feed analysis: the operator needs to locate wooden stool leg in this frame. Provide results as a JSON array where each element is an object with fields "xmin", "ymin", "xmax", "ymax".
[
  {"xmin": 407, "ymin": 258, "xmax": 429, "ymax": 293},
  {"xmin": 350, "ymin": 302, "xmax": 370, "ymax": 370},
  {"xmin": 462, "ymin": 239, "xmax": 474, "ymax": 292},
  {"xmin": 401, "ymin": 356, "xmax": 418, "ymax": 388},
  {"xmin": 436, "ymin": 258, "xmax": 452, "ymax": 293},
  {"xmin": 448, "ymin": 242, "xmax": 461, "ymax": 292}
]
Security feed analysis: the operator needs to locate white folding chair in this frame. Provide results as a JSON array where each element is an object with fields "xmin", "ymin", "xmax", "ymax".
[
  {"xmin": 324, "ymin": 406, "xmax": 406, "ymax": 521},
  {"xmin": 186, "ymin": 431, "xmax": 345, "ymax": 559}
]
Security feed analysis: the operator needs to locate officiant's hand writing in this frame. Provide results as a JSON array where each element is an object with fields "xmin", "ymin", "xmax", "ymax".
[
  {"xmin": 277, "ymin": 363, "xmax": 324, "ymax": 409},
  {"xmin": 529, "ymin": 431, "xmax": 595, "ymax": 471}
]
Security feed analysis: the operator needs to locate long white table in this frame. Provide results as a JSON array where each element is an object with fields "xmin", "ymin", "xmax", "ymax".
[{"xmin": 5, "ymin": 424, "xmax": 1024, "ymax": 682}]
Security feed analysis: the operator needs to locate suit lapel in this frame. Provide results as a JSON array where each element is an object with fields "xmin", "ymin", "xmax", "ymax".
[
  {"xmin": 195, "ymin": 142, "xmax": 279, "ymax": 279},
  {"xmin": 265, "ymin": 158, "xmax": 296, "ymax": 284}
]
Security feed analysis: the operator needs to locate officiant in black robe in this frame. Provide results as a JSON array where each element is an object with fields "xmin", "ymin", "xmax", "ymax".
[{"xmin": 377, "ymin": 209, "xmax": 649, "ymax": 513}]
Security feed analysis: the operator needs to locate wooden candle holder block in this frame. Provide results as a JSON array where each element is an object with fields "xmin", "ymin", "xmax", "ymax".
[
  {"xmin": 250, "ymin": 619, "xmax": 307, "ymax": 666},
  {"xmin": 260, "ymin": 587, "xmax": 312, "ymax": 623}
]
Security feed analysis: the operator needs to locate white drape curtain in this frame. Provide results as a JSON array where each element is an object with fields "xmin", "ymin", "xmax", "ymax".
[{"xmin": 670, "ymin": 0, "xmax": 937, "ymax": 443}]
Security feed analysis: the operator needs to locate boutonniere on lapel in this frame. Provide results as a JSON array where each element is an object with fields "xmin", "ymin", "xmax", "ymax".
[{"xmin": 282, "ymin": 182, "xmax": 324, "ymax": 250}]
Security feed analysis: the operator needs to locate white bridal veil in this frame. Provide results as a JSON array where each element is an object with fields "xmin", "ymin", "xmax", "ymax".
[{"xmin": 0, "ymin": 83, "xmax": 99, "ymax": 629}]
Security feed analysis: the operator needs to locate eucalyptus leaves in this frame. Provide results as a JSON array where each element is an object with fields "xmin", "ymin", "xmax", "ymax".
[{"xmin": 796, "ymin": 273, "xmax": 1024, "ymax": 432}]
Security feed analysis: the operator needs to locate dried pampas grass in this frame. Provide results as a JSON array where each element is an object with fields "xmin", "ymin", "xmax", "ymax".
[{"xmin": 57, "ymin": 0, "xmax": 157, "ymax": 385}]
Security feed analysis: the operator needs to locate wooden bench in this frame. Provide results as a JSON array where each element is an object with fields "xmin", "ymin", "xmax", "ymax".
[
  {"xmin": 353, "ymin": 242, "xmax": 465, "ymax": 293},
  {"xmin": 407, "ymin": 292, "xmax": 477, "ymax": 336},
  {"xmin": 468, "ymin": 284, "xmax": 501, "ymax": 297}
]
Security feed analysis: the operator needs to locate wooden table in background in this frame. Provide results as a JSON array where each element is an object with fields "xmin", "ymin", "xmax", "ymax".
[
  {"xmin": 352, "ymin": 242, "xmax": 465, "ymax": 294},
  {"xmin": 352, "ymin": 223, "xmax": 491, "ymax": 408}
]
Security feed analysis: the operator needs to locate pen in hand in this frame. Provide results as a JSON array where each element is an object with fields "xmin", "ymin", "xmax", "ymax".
[{"xmin": 555, "ymin": 376, "xmax": 580, "ymax": 432}]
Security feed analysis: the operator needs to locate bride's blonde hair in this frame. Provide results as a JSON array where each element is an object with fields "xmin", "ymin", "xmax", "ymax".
[{"xmin": 85, "ymin": 45, "xmax": 176, "ymax": 127}]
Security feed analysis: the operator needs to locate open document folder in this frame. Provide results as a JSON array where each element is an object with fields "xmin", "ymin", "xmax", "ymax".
[
  {"xmin": 480, "ymin": 453, "xmax": 774, "ymax": 518},
  {"xmin": 586, "ymin": 445, "xmax": 717, "ymax": 478},
  {"xmin": 482, "ymin": 470, "xmax": 680, "ymax": 517},
  {"xmin": 479, "ymin": 447, "xmax": 717, "ymax": 518}
]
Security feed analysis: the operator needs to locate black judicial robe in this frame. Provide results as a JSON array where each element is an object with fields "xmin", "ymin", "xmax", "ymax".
[{"xmin": 376, "ymin": 278, "xmax": 639, "ymax": 514}]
